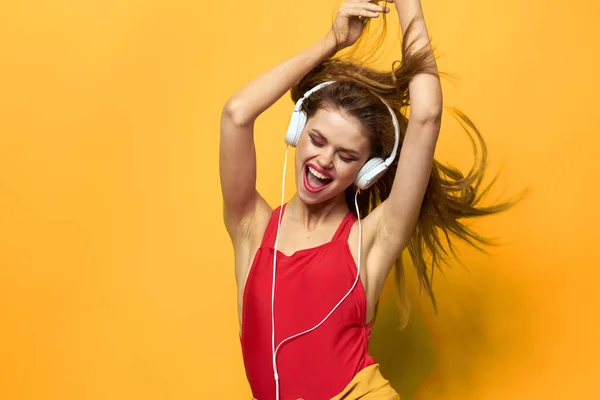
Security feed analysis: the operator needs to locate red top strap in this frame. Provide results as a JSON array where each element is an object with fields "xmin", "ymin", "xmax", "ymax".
[
  {"xmin": 331, "ymin": 211, "xmax": 357, "ymax": 242},
  {"xmin": 259, "ymin": 204, "xmax": 285, "ymax": 248},
  {"xmin": 261, "ymin": 204, "xmax": 356, "ymax": 248}
]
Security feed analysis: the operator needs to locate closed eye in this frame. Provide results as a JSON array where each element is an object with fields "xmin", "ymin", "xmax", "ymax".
[
  {"xmin": 310, "ymin": 133, "xmax": 358, "ymax": 162},
  {"xmin": 310, "ymin": 137, "xmax": 324, "ymax": 147},
  {"xmin": 339, "ymin": 154, "xmax": 354, "ymax": 163}
]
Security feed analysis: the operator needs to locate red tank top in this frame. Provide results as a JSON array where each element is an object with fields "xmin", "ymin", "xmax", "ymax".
[{"xmin": 240, "ymin": 204, "xmax": 375, "ymax": 400}]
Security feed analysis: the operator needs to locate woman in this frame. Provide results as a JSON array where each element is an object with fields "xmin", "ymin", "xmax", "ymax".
[{"xmin": 220, "ymin": 1, "xmax": 516, "ymax": 398}]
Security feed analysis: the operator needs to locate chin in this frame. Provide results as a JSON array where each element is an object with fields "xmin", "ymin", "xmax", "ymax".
[
  {"xmin": 296, "ymin": 181, "xmax": 346, "ymax": 206},
  {"xmin": 297, "ymin": 189, "xmax": 325, "ymax": 205}
]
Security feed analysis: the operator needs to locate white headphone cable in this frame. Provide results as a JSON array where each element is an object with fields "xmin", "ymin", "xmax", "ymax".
[
  {"xmin": 271, "ymin": 145, "xmax": 362, "ymax": 400},
  {"xmin": 271, "ymin": 145, "xmax": 289, "ymax": 400}
]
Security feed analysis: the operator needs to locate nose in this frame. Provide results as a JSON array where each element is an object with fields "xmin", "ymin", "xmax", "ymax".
[{"xmin": 316, "ymin": 150, "xmax": 334, "ymax": 170}]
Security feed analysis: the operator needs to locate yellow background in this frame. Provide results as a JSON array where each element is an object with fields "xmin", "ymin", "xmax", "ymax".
[{"xmin": 1, "ymin": 0, "xmax": 599, "ymax": 398}]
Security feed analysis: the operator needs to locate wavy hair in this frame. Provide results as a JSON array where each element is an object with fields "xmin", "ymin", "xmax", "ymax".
[{"xmin": 290, "ymin": 20, "xmax": 523, "ymax": 327}]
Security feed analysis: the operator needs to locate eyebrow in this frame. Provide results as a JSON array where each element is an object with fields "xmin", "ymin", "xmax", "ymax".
[{"xmin": 310, "ymin": 129, "xmax": 361, "ymax": 157}]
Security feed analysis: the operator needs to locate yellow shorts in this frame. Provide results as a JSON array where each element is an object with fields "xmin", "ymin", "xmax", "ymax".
[
  {"xmin": 253, "ymin": 364, "xmax": 400, "ymax": 400},
  {"xmin": 331, "ymin": 364, "xmax": 400, "ymax": 400}
]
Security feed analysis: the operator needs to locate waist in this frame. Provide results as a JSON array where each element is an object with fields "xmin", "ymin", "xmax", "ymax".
[
  {"xmin": 242, "ymin": 244, "xmax": 373, "ymax": 399},
  {"xmin": 249, "ymin": 363, "xmax": 396, "ymax": 400},
  {"xmin": 242, "ymin": 324, "xmax": 375, "ymax": 400}
]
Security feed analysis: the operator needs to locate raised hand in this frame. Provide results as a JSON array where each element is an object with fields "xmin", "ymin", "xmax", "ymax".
[{"xmin": 328, "ymin": 0, "xmax": 393, "ymax": 51}]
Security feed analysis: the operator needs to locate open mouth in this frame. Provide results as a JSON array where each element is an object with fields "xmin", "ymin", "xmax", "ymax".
[{"xmin": 304, "ymin": 164, "xmax": 333, "ymax": 193}]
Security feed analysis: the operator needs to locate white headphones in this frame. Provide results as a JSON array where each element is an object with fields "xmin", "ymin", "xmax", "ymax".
[{"xmin": 285, "ymin": 81, "xmax": 400, "ymax": 189}]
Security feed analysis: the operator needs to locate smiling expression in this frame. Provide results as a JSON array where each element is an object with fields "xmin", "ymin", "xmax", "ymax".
[{"xmin": 295, "ymin": 106, "xmax": 373, "ymax": 204}]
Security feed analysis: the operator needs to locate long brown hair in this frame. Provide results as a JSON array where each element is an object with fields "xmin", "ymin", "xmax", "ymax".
[{"xmin": 290, "ymin": 21, "xmax": 523, "ymax": 327}]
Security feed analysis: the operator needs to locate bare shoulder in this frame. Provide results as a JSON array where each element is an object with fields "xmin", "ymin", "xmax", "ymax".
[
  {"xmin": 346, "ymin": 211, "xmax": 377, "ymax": 296},
  {"xmin": 225, "ymin": 192, "xmax": 272, "ymax": 245},
  {"xmin": 230, "ymin": 194, "xmax": 272, "ymax": 290},
  {"xmin": 247, "ymin": 195, "xmax": 273, "ymax": 246},
  {"xmin": 348, "ymin": 203, "xmax": 406, "ymax": 304}
]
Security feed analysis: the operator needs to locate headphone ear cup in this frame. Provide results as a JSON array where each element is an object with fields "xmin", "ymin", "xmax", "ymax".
[
  {"xmin": 284, "ymin": 110, "xmax": 307, "ymax": 147},
  {"xmin": 355, "ymin": 157, "xmax": 388, "ymax": 190}
]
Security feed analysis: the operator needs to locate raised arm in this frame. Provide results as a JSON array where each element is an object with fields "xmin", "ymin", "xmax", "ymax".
[
  {"xmin": 219, "ymin": 1, "xmax": 392, "ymax": 240},
  {"xmin": 370, "ymin": 0, "xmax": 443, "ymax": 255},
  {"xmin": 220, "ymin": 35, "xmax": 336, "ymax": 239}
]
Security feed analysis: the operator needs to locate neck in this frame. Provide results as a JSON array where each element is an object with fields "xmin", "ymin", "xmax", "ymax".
[{"xmin": 287, "ymin": 193, "xmax": 349, "ymax": 231}]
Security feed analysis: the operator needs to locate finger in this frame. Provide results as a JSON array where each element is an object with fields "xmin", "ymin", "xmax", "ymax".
[
  {"xmin": 350, "ymin": 0, "xmax": 392, "ymax": 4},
  {"xmin": 347, "ymin": 8, "xmax": 380, "ymax": 19},
  {"xmin": 353, "ymin": 1, "xmax": 391, "ymax": 10},
  {"xmin": 348, "ymin": 2, "xmax": 390, "ymax": 15},
  {"xmin": 348, "ymin": 2, "xmax": 390, "ymax": 12}
]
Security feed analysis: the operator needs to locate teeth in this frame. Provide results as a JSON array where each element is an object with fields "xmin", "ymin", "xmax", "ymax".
[{"xmin": 308, "ymin": 166, "xmax": 330, "ymax": 180}]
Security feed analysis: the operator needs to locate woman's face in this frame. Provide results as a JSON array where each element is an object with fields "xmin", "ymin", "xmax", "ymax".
[{"xmin": 295, "ymin": 106, "xmax": 372, "ymax": 205}]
